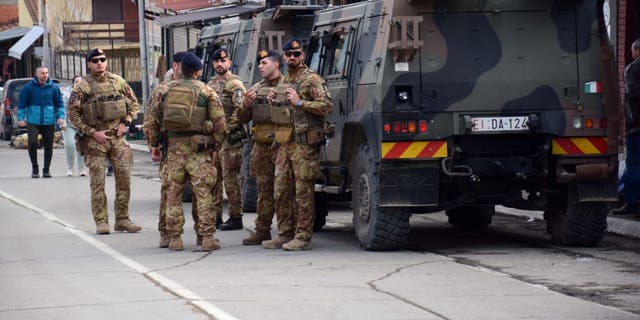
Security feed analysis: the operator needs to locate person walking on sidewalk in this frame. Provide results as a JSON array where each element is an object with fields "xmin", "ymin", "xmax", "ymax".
[
  {"xmin": 68, "ymin": 48, "xmax": 141, "ymax": 235},
  {"xmin": 17, "ymin": 66, "xmax": 64, "ymax": 178},
  {"xmin": 62, "ymin": 75, "xmax": 86, "ymax": 177},
  {"xmin": 613, "ymin": 38, "xmax": 640, "ymax": 216}
]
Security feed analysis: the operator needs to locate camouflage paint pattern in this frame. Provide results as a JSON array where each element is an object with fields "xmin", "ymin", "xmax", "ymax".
[
  {"xmin": 67, "ymin": 71, "xmax": 140, "ymax": 225},
  {"xmin": 206, "ymin": 72, "xmax": 246, "ymax": 218}
]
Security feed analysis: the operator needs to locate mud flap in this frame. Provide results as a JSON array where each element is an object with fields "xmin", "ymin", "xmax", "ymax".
[{"xmin": 576, "ymin": 180, "xmax": 619, "ymax": 202}]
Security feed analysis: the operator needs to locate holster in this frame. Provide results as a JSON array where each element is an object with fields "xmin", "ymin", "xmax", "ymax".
[{"xmin": 75, "ymin": 132, "xmax": 89, "ymax": 156}]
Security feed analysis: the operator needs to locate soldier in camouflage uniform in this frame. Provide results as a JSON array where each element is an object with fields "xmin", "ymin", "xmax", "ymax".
[
  {"xmin": 144, "ymin": 51, "xmax": 186, "ymax": 247},
  {"xmin": 262, "ymin": 39, "xmax": 333, "ymax": 251},
  {"xmin": 205, "ymin": 48, "xmax": 247, "ymax": 231},
  {"xmin": 68, "ymin": 48, "xmax": 141, "ymax": 235},
  {"xmin": 238, "ymin": 50, "xmax": 286, "ymax": 245},
  {"xmin": 144, "ymin": 53, "xmax": 226, "ymax": 251}
]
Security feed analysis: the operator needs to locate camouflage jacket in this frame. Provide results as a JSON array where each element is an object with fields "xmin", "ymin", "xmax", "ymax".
[
  {"xmin": 238, "ymin": 74, "xmax": 282, "ymax": 124},
  {"xmin": 284, "ymin": 64, "xmax": 332, "ymax": 117},
  {"xmin": 144, "ymin": 76, "xmax": 226, "ymax": 150},
  {"xmin": 206, "ymin": 71, "xmax": 246, "ymax": 131},
  {"xmin": 68, "ymin": 72, "xmax": 140, "ymax": 135}
]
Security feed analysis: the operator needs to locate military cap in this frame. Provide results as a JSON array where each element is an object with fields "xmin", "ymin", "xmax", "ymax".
[
  {"xmin": 172, "ymin": 51, "xmax": 187, "ymax": 62},
  {"xmin": 282, "ymin": 38, "xmax": 303, "ymax": 51},
  {"xmin": 86, "ymin": 48, "xmax": 106, "ymax": 61},
  {"xmin": 181, "ymin": 53, "xmax": 204, "ymax": 70},
  {"xmin": 257, "ymin": 50, "xmax": 281, "ymax": 62},
  {"xmin": 212, "ymin": 48, "xmax": 230, "ymax": 60}
]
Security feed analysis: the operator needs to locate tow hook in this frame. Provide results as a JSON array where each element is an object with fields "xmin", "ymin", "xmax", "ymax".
[{"xmin": 441, "ymin": 157, "xmax": 474, "ymax": 178}]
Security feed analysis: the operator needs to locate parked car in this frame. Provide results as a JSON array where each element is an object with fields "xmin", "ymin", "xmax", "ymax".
[
  {"xmin": 1, "ymin": 77, "xmax": 60, "ymax": 141},
  {"xmin": 1, "ymin": 78, "xmax": 31, "ymax": 141}
]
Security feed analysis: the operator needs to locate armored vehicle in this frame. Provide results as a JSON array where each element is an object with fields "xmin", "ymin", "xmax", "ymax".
[
  {"xmin": 308, "ymin": 0, "xmax": 620, "ymax": 250},
  {"xmin": 195, "ymin": 3, "xmax": 323, "ymax": 212}
]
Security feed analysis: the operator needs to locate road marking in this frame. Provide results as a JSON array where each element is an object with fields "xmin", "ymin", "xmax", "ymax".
[{"xmin": 0, "ymin": 189, "xmax": 240, "ymax": 320}]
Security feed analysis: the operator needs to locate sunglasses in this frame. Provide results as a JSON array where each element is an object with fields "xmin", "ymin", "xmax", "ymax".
[
  {"xmin": 284, "ymin": 51, "xmax": 303, "ymax": 58},
  {"xmin": 90, "ymin": 57, "xmax": 107, "ymax": 64}
]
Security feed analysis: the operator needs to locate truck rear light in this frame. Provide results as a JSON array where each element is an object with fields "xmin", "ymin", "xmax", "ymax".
[
  {"xmin": 584, "ymin": 117, "xmax": 593, "ymax": 129},
  {"xmin": 392, "ymin": 120, "xmax": 417, "ymax": 134},
  {"xmin": 600, "ymin": 117, "xmax": 607, "ymax": 129},
  {"xmin": 384, "ymin": 123, "xmax": 391, "ymax": 133},
  {"xmin": 572, "ymin": 116, "xmax": 583, "ymax": 129},
  {"xmin": 418, "ymin": 120, "xmax": 428, "ymax": 133}
]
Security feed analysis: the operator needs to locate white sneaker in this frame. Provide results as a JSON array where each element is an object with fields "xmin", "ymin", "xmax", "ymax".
[
  {"xmin": 66, "ymin": 169, "xmax": 73, "ymax": 177},
  {"xmin": 79, "ymin": 169, "xmax": 87, "ymax": 176}
]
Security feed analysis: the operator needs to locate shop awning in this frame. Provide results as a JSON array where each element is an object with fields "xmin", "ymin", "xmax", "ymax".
[
  {"xmin": 155, "ymin": 4, "xmax": 263, "ymax": 27},
  {"xmin": 9, "ymin": 26, "xmax": 43, "ymax": 59},
  {"xmin": 0, "ymin": 27, "xmax": 31, "ymax": 43}
]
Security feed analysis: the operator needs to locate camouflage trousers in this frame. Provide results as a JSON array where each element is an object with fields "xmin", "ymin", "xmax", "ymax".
[
  {"xmin": 161, "ymin": 142, "xmax": 217, "ymax": 237},
  {"xmin": 157, "ymin": 160, "xmax": 198, "ymax": 234},
  {"xmin": 250, "ymin": 142, "xmax": 279, "ymax": 232},
  {"xmin": 273, "ymin": 142, "xmax": 320, "ymax": 241},
  {"xmin": 212, "ymin": 143, "xmax": 243, "ymax": 219},
  {"xmin": 84, "ymin": 136, "xmax": 133, "ymax": 224}
]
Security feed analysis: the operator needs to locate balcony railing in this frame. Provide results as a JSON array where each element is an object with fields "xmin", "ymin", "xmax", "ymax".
[{"xmin": 63, "ymin": 20, "xmax": 139, "ymax": 50}]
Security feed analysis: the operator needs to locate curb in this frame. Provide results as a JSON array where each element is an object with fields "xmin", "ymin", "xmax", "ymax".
[{"xmin": 496, "ymin": 205, "xmax": 640, "ymax": 239}]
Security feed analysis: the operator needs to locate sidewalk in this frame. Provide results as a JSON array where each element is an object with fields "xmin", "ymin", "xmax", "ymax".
[{"xmin": 127, "ymin": 139, "xmax": 640, "ymax": 240}]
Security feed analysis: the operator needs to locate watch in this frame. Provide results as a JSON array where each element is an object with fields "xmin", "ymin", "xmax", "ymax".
[{"xmin": 296, "ymin": 99, "xmax": 304, "ymax": 108}]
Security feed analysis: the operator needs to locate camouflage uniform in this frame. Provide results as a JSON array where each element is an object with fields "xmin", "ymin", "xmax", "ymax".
[
  {"xmin": 144, "ymin": 76, "xmax": 225, "ymax": 242},
  {"xmin": 68, "ymin": 72, "xmax": 139, "ymax": 229},
  {"xmin": 238, "ymin": 74, "xmax": 284, "ymax": 235},
  {"xmin": 273, "ymin": 63, "xmax": 332, "ymax": 243},
  {"xmin": 206, "ymin": 71, "xmax": 246, "ymax": 222}
]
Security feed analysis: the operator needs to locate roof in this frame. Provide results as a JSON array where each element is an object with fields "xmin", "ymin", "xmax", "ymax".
[
  {"xmin": 9, "ymin": 26, "xmax": 43, "ymax": 59},
  {"xmin": 155, "ymin": 4, "xmax": 264, "ymax": 27},
  {"xmin": 152, "ymin": 0, "xmax": 215, "ymax": 12},
  {"xmin": 0, "ymin": 27, "xmax": 31, "ymax": 43},
  {"xmin": 23, "ymin": 0, "xmax": 38, "ymax": 25}
]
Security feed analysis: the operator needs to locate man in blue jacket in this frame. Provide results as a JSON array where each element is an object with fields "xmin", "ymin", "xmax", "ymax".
[{"xmin": 17, "ymin": 67, "xmax": 64, "ymax": 178}]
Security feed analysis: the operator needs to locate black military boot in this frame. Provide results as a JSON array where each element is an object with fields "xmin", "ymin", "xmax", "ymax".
[
  {"xmin": 31, "ymin": 165, "xmax": 39, "ymax": 178},
  {"xmin": 610, "ymin": 203, "xmax": 640, "ymax": 215},
  {"xmin": 42, "ymin": 167, "xmax": 52, "ymax": 178},
  {"xmin": 219, "ymin": 216, "xmax": 243, "ymax": 231},
  {"xmin": 215, "ymin": 215, "xmax": 223, "ymax": 229}
]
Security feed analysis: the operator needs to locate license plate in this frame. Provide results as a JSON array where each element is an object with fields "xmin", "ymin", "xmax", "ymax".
[{"xmin": 471, "ymin": 116, "xmax": 529, "ymax": 132}]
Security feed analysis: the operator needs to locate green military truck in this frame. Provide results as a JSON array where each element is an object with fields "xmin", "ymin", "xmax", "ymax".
[{"xmin": 308, "ymin": 0, "xmax": 620, "ymax": 250}]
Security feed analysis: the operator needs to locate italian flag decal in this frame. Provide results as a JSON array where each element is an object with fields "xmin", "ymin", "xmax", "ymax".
[{"xmin": 584, "ymin": 81, "xmax": 602, "ymax": 93}]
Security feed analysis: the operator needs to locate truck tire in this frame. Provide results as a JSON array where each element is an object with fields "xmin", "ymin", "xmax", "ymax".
[
  {"xmin": 546, "ymin": 187, "xmax": 607, "ymax": 246},
  {"xmin": 446, "ymin": 205, "xmax": 495, "ymax": 229},
  {"xmin": 350, "ymin": 143, "xmax": 411, "ymax": 250},
  {"xmin": 241, "ymin": 139, "xmax": 257, "ymax": 213},
  {"xmin": 313, "ymin": 192, "xmax": 328, "ymax": 231}
]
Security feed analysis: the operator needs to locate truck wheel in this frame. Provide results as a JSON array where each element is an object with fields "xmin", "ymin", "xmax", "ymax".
[
  {"xmin": 350, "ymin": 143, "xmax": 411, "ymax": 250},
  {"xmin": 446, "ymin": 205, "xmax": 495, "ymax": 229},
  {"xmin": 546, "ymin": 187, "xmax": 607, "ymax": 246},
  {"xmin": 313, "ymin": 192, "xmax": 328, "ymax": 231},
  {"xmin": 241, "ymin": 139, "xmax": 257, "ymax": 213}
]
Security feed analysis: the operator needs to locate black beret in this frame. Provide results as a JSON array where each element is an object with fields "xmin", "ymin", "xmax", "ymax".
[
  {"xmin": 181, "ymin": 53, "xmax": 204, "ymax": 70},
  {"xmin": 86, "ymin": 48, "xmax": 106, "ymax": 61},
  {"xmin": 172, "ymin": 51, "xmax": 187, "ymax": 62},
  {"xmin": 256, "ymin": 50, "xmax": 281, "ymax": 62},
  {"xmin": 282, "ymin": 38, "xmax": 303, "ymax": 51},
  {"xmin": 212, "ymin": 48, "xmax": 230, "ymax": 60}
]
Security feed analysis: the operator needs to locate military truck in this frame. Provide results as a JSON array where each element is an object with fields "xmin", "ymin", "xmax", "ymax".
[
  {"xmin": 194, "ymin": 3, "xmax": 323, "ymax": 212},
  {"xmin": 307, "ymin": 0, "xmax": 620, "ymax": 250}
]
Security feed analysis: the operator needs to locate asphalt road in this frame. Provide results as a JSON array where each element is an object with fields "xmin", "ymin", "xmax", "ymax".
[{"xmin": 0, "ymin": 140, "xmax": 638, "ymax": 320}]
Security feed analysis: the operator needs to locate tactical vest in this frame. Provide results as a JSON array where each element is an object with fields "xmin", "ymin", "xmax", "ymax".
[
  {"xmin": 271, "ymin": 83, "xmax": 295, "ymax": 125},
  {"xmin": 162, "ymin": 81, "xmax": 209, "ymax": 133},
  {"xmin": 210, "ymin": 73, "xmax": 241, "ymax": 118},
  {"xmin": 290, "ymin": 69, "xmax": 326, "ymax": 145},
  {"xmin": 252, "ymin": 84, "xmax": 274, "ymax": 124},
  {"xmin": 82, "ymin": 75, "xmax": 127, "ymax": 126}
]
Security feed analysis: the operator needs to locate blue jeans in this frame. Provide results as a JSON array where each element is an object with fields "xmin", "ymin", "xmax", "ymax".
[
  {"xmin": 622, "ymin": 130, "xmax": 640, "ymax": 203},
  {"xmin": 62, "ymin": 126, "xmax": 85, "ymax": 171}
]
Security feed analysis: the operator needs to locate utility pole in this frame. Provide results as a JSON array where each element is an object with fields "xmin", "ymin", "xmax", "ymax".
[
  {"xmin": 42, "ymin": 0, "xmax": 50, "ymax": 69},
  {"xmin": 138, "ymin": 0, "xmax": 149, "ymax": 109}
]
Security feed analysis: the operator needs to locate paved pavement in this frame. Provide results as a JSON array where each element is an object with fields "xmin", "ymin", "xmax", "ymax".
[{"xmin": 127, "ymin": 139, "xmax": 640, "ymax": 240}]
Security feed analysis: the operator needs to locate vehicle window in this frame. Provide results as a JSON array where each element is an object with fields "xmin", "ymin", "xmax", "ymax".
[
  {"xmin": 307, "ymin": 36, "xmax": 325, "ymax": 74},
  {"xmin": 324, "ymin": 29, "xmax": 353, "ymax": 78},
  {"xmin": 10, "ymin": 82, "xmax": 27, "ymax": 106}
]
